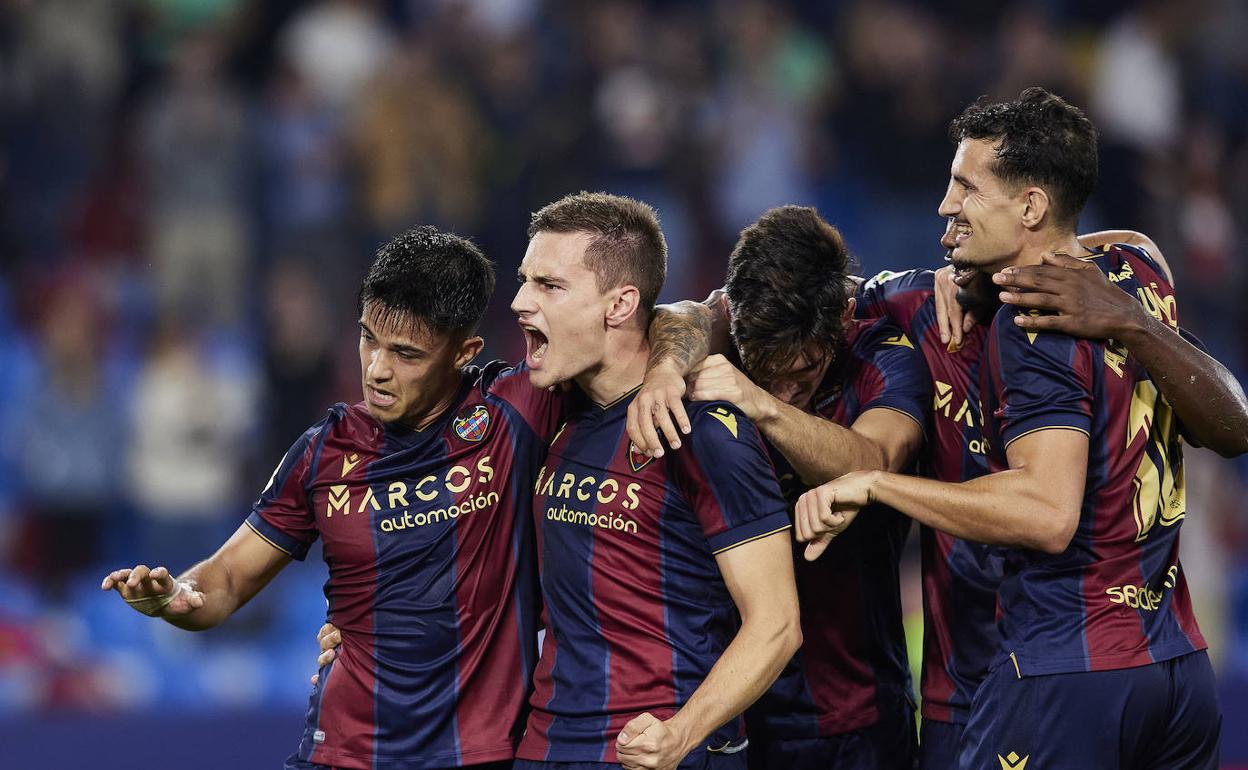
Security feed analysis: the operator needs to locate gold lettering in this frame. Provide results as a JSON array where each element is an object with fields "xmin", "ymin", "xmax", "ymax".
[
  {"xmin": 357, "ymin": 487, "xmax": 380, "ymax": 513},
  {"xmin": 446, "ymin": 465, "xmax": 471, "ymax": 494},
  {"xmin": 556, "ymin": 473, "xmax": 576, "ymax": 499},
  {"xmin": 414, "ymin": 475, "xmax": 439, "ymax": 502},
  {"xmin": 389, "ymin": 481, "xmax": 412, "ymax": 508},
  {"xmin": 476, "ymin": 455, "xmax": 494, "ymax": 483},
  {"xmin": 597, "ymin": 478, "xmax": 619, "ymax": 504},
  {"xmin": 622, "ymin": 482, "xmax": 642, "ymax": 510},
  {"xmin": 576, "ymin": 476, "xmax": 596, "ymax": 502}
]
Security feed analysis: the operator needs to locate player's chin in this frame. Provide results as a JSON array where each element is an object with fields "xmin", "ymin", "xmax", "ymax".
[{"xmin": 528, "ymin": 366, "xmax": 560, "ymax": 390}]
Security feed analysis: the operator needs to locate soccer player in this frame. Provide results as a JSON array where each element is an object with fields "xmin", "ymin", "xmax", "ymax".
[
  {"xmin": 797, "ymin": 87, "xmax": 1222, "ymax": 768},
  {"xmin": 510, "ymin": 192, "xmax": 802, "ymax": 770},
  {"xmin": 101, "ymin": 227, "xmax": 563, "ymax": 770},
  {"xmin": 628, "ymin": 205, "xmax": 930, "ymax": 769}
]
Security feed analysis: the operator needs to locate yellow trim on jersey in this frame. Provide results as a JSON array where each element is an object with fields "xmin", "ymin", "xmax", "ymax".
[
  {"xmin": 1009, "ymin": 652, "xmax": 1022, "ymax": 679},
  {"xmin": 245, "ymin": 518, "xmax": 295, "ymax": 556},
  {"xmin": 1002, "ymin": 424, "xmax": 1090, "ymax": 451},
  {"xmin": 864, "ymin": 405, "xmax": 924, "ymax": 432},
  {"xmin": 711, "ymin": 524, "xmax": 792, "ymax": 555}
]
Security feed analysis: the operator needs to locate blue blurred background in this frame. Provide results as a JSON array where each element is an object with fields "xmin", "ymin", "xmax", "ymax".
[{"xmin": 1, "ymin": 0, "xmax": 1246, "ymax": 767}]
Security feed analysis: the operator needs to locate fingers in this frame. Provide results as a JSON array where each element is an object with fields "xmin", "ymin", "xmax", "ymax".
[
  {"xmin": 318, "ymin": 648, "xmax": 337, "ymax": 667},
  {"xmin": 804, "ymin": 535, "xmax": 832, "ymax": 562},
  {"xmin": 617, "ymin": 712, "xmax": 659, "ymax": 748},
  {"xmin": 948, "ymin": 298, "xmax": 966, "ymax": 349},
  {"xmin": 999, "ymin": 291, "xmax": 1060, "ymax": 311},
  {"xmin": 317, "ymin": 622, "xmax": 335, "ymax": 642},
  {"xmin": 1040, "ymin": 251, "xmax": 1090, "ymax": 269},
  {"xmin": 934, "ymin": 268, "xmax": 953, "ymax": 345},
  {"xmin": 1012, "ymin": 313, "xmax": 1069, "ymax": 333},
  {"xmin": 637, "ymin": 404, "xmax": 666, "ymax": 458},
  {"xmin": 125, "ymin": 565, "xmax": 152, "ymax": 589},
  {"xmin": 319, "ymin": 628, "xmax": 343, "ymax": 653},
  {"xmin": 101, "ymin": 568, "xmax": 133, "ymax": 590},
  {"xmin": 652, "ymin": 401, "xmax": 683, "ymax": 451},
  {"xmin": 962, "ymin": 311, "xmax": 976, "ymax": 335},
  {"xmin": 310, "ymin": 673, "xmax": 319, "ymax": 686}
]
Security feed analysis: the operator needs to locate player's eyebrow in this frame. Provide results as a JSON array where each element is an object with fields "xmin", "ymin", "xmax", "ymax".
[
  {"xmin": 954, "ymin": 174, "xmax": 975, "ymax": 189},
  {"xmin": 359, "ymin": 320, "xmax": 427, "ymax": 355}
]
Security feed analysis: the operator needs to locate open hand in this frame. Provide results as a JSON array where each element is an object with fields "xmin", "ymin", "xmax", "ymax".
[{"xmin": 100, "ymin": 565, "xmax": 204, "ymax": 617}]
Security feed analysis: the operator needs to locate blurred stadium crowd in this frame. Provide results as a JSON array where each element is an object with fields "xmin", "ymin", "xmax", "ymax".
[{"xmin": 0, "ymin": 0, "xmax": 1246, "ymax": 736}]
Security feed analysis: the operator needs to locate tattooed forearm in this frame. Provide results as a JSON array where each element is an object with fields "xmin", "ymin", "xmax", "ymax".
[{"xmin": 647, "ymin": 301, "xmax": 714, "ymax": 376}]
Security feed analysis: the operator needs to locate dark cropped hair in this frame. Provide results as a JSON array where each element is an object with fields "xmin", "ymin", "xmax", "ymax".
[
  {"xmin": 725, "ymin": 206, "xmax": 853, "ymax": 386},
  {"xmin": 949, "ymin": 86, "xmax": 1098, "ymax": 228},
  {"xmin": 528, "ymin": 191, "xmax": 667, "ymax": 323},
  {"xmin": 357, "ymin": 225, "xmax": 495, "ymax": 338}
]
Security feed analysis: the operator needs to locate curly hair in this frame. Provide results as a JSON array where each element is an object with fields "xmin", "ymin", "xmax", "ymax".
[
  {"xmin": 725, "ymin": 205, "xmax": 854, "ymax": 386},
  {"xmin": 949, "ymin": 86, "xmax": 1098, "ymax": 228},
  {"xmin": 358, "ymin": 225, "xmax": 495, "ymax": 338}
]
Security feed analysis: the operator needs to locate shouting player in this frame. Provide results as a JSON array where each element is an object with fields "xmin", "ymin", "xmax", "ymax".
[
  {"xmin": 799, "ymin": 87, "xmax": 1223, "ymax": 768},
  {"xmin": 511, "ymin": 192, "xmax": 802, "ymax": 770},
  {"xmin": 102, "ymin": 227, "xmax": 563, "ymax": 770},
  {"xmin": 629, "ymin": 205, "xmax": 930, "ymax": 769}
]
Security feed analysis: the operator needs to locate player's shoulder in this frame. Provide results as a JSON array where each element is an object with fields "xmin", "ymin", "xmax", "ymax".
[
  {"xmin": 323, "ymin": 401, "xmax": 385, "ymax": 446},
  {"xmin": 858, "ymin": 267, "xmax": 937, "ymax": 297},
  {"xmin": 849, "ymin": 315, "xmax": 917, "ymax": 355},
  {"xmin": 684, "ymin": 400, "xmax": 760, "ymax": 445},
  {"xmin": 1089, "ymin": 243, "xmax": 1172, "ymax": 290}
]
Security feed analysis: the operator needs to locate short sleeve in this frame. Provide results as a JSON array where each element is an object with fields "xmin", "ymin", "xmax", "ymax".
[
  {"xmin": 245, "ymin": 416, "xmax": 330, "ymax": 560},
  {"xmin": 990, "ymin": 307, "xmax": 1094, "ymax": 447},
  {"xmin": 480, "ymin": 360, "xmax": 565, "ymax": 441},
  {"xmin": 673, "ymin": 403, "xmax": 791, "ymax": 554},
  {"xmin": 855, "ymin": 322, "xmax": 931, "ymax": 431},
  {"xmin": 854, "ymin": 269, "xmax": 935, "ymax": 337}
]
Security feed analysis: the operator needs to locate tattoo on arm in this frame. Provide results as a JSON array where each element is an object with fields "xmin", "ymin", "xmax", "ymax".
[{"xmin": 648, "ymin": 302, "xmax": 714, "ymax": 376}]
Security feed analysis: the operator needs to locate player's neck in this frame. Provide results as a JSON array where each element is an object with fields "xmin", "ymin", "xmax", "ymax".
[
  {"xmin": 576, "ymin": 330, "xmax": 649, "ymax": 407},
  {"xmin": 1012, "ymin": 230, "xmax": 1084, "ymax": 269}
]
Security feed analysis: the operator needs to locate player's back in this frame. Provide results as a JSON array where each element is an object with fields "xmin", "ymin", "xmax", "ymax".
[
  {"xmin": 980, "ymin": 244, "xmax": 1205, "ymax": 676},
  {"xmin": 520, "ymin": 389, "xmax": 789, "ymax": 763},
  {"xmin": 250, "ymin": 361, "xmax": 561, "ymax": 770}
]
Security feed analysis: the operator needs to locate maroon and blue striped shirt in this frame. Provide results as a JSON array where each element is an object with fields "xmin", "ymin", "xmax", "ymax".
[
  {"xmin": 517, "ymin": 389, "xmax": 790, "ymax": 763},
  {"xmin": 746, "ymin": 316, "xmax": 930, "ymax": 739},
  {"xmin": 856, "ymin": 269, "xmax": 999, "ymax": 725},
  {"xmin": 980, "ymin": 244, "xmax": 1206, "ymax": 676},
  {"xmin": 248, "ymin": 361, "xmax": 561, "ymax": 769}
]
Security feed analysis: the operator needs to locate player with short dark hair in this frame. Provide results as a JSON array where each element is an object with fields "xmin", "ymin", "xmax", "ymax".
[
  {"xmin": 798, "ymin": 87, "xmax": 1223, "ymax": 769},
  {"xmin": 510, "ymin": 191, "xmax": 802, "ymax": 770},
  {"xmin": 627, "ymin": 205, "xmax": 929, "ymax": 769},
  {"xmin": 102, "ymin": 226, "xmax": 563, "ymax": 770}
]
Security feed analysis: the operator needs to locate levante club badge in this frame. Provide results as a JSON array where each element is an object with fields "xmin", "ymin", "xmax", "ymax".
[
  {"xmin": 628, "ymin": 442, "xmax": 653, "ymax": 472},
  {"xmin": 454, "ymin": 405, "xmax": 491, "ymax": 442}
]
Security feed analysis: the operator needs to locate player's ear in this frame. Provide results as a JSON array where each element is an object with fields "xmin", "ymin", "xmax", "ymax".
[
  {"xmin": 841, "ymin": 297, "xmax": 857, "ymax": 324},
  {"xmin": 454, "ymin": 335, "xmax": 485, "ymax": 368},
  {"xmin": 605, "ymin": 285, "xmax": 641, "ymax": 328},
  {"xmin": 1020, "ymin": 186, "xmax": 1050, "ymax": 229}
]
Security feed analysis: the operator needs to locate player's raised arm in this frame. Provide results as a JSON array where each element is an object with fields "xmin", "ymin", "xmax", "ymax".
[
  {"xmin": 616, "ymin": 527, "xmax": 800, "ymax": 770},
  {"xmin": 996, "ymin": 250, "xmax": 1248, "ymax": 457},
  {"xmin": 628, "ymin": 296, "xmax": 719, "ymax": 457},
  {"xmin": 100, "ymin": 522, "xmax": 291, "ymax": 631}
]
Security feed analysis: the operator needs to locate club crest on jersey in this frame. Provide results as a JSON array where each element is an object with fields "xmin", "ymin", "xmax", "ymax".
[
  {"xmin": 453, "ymin": 405, "xmax": 491, "ymax": 442},
  {"xmin": 628, "ymin": 442, "xmax": 653, "ymax": 472}
]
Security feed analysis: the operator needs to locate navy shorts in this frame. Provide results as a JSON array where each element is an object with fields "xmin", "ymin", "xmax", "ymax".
[
  {"xmin": 918, "ymin": 718, "xmax": 962, "ymax": 770},
  {"xmin": 960, "ymin": 650, "xmax": 1221, "ymax": 769},
  {"xmin": 746, "ymin": 694, "xmax": 918, "ymax": 770}
]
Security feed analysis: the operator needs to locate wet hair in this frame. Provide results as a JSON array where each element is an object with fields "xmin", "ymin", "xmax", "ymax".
[
  {"xmin": 528, "ymin": 191, "xmax": 667, "ymax": 323},
  {"xmin": 949, "ymin": 86, "xmax": 1098, "ymax": 229},
  {"xmin": 725, "ymin": 205, "xmax": 853, "ymax": 386},
  {"xmin": 357, "ymin": 225, "xmax": 495, "ymax": 339}
]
